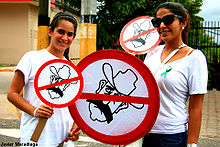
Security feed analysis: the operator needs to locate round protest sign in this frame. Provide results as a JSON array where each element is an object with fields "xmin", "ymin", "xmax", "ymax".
[
  {"xmin": 69, "ymin": 50, "xmax": 159, "ymax": 145},
  {"xmin": 34, "ymin": 59, "xmax": 83, "ymax": 108},
  {"xmin": 120, "ymin": 16, "xmax": 161, "ymax": 55}
]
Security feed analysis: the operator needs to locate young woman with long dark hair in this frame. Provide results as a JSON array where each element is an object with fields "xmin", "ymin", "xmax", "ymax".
[
  {"xmin": 7, "ymin": 12, "xmax": 80, "ymax": 146},
  {"xmin": 143, "ymin": 2, "xmax": 208, "ymax": 147}
]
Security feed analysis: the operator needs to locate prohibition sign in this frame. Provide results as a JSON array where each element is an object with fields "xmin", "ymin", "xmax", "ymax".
[
  {"xmin": 34, "ymin": 59, "xmax": 83, "ymax": 108},
  {"xmin": 69, "ymin": 50, "xmax": 159, "ymax": 145},
  {"xmin": 120, "ymin": 16, "xmax": 161, "ymax": 55}
]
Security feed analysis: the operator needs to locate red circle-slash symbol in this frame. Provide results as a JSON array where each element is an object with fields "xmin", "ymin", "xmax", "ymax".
[
  {"xmin": 69, "ymin": 50, "xmax": 159, "ymax": 145},
  {"xmin": 34, "ymin": 59, "xmax": 83, "ymax": 108},
  {"xmin": 120, "ymin": 16, "xmax": 161, "ymax": 55}
]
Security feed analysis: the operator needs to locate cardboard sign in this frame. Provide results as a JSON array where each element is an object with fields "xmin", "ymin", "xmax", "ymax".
[
  {"xmin": 69, "ymin": 50, "xmax": 159, "ymax": 145},
  {"xmin": 120, "ymin": 16, "xmax": 161, "ymax": 55},
  {"xmin": 34, "ymin": 59, "xmax": 83, "ymax": 108},
  {"xmin": 31, "ymin": 59, "xmax": 83, "ymax": 142}
]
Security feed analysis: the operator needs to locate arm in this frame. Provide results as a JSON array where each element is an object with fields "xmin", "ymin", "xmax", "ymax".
[
  {"xmin": 187, "ymin": 94, "xmax": 205, "ymax": 144},
  {"xmin": 7, "ymin": 70, "xmax": 53, "ymax": 118}
]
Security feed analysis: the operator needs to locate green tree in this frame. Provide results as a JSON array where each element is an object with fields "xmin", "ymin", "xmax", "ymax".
[
  {"xmin": 61, "ymin": 0, "xmax": 204, "ymax": 50},
  {"xmin": 95, "ymin": 0, "xmax": 165, "ymax": 49},
  {"xmin": 60, "ymin": 0, "xmax": 219, "ymax": 89}
]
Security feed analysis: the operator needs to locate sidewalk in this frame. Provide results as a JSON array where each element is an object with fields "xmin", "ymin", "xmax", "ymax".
[
  {"xmin": 0, "ymin": 67, "xmax": 219, "ymax": 146},
  {"xmin": 200, "ymin": 89, "xmax": 220, "ymax": 139},
  {"xmin": 1, "ymin": 90, "xmax": 219, "ymax": 146},
  {"xmin": 0, "ymin": 66, "xmax": 15, "ymax": 72}
]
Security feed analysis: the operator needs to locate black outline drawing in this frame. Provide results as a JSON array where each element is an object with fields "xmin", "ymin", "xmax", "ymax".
[
  {"xmin": 46, "ymin": 65, "xmax": 78, "ymax": 99},
  {"xmin": 87, "ymin": 63, "xmax": 144, "ymax": 124},
  {"xmin": 131, "ymin": 20, "xmax": 156, "ymax": 48}
]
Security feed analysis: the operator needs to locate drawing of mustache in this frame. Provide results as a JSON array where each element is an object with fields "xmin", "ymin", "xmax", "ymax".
[
  {"xmin": 47, "ymin": 87, "xmax": 64, "ymax": 98},
  {"xmin": 87, "ymin": 99, "xmax": 113, "ymax": 124}
]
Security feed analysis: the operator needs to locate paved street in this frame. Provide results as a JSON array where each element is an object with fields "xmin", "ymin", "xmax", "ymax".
[{"xmin": 0, "ymin": 70, "xmax": 220, "ymax": 146}]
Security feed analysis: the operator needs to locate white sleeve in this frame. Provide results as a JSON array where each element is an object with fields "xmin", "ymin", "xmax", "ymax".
[
  {"xmin": 15, "ymin": 52, "xmax": 32, "ymax": 85},
  {"xmin": 188, "ymin": 51, "xmax": 208, "ymax": 95}
]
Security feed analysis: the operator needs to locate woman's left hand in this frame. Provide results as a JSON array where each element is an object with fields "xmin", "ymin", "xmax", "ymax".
[{"xmin": 67, "ymin": 123, "xmax": 80, "ymax": 141}]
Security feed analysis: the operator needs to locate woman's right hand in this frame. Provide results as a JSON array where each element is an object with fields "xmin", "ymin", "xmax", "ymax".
[{"xmin": 34, "ymin": 105, "xmax": 54, "ymax": 118}]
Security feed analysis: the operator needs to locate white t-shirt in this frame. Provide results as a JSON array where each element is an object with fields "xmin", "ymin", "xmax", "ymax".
[
  {"xmin": 16, "ymin": 49, "xmax": 74, "ymax": 146},
  {"xmin": 144, "ymin": 45, "xmax": 208, "ymax": 134}
]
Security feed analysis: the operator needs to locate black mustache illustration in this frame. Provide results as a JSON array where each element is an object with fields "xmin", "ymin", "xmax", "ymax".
[
  {"xmin": 47, "ymin": 87, "xmax": 64, "ymax": 98},
  {"xmin": 87, "ymin": 99, "xmax": 113, "ymax": 124}
]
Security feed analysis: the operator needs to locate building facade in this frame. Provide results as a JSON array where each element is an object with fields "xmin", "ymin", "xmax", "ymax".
[{"xmin": 0, "ymin": 1, "xmax": 80, "ymax": 65}]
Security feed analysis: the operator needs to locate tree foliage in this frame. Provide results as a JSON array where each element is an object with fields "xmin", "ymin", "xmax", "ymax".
[
  {"xmin": 62, "ymin": 0, "xmax": 220, "ymax": 89},
  {"xmin": 62, "ymin": 0, "xmax": 204, "ymax": 50},
  {"xmin": 96, "ymin": 0, "xmax": 165, "ymax": 49}
]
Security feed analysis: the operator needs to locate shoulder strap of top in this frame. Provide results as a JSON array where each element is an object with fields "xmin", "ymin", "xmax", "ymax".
[
  {"xmin": 185, "ymin": 48, "xmax": 194, "ymax": 57},
  {"xmin": 154, "ymin": 44, "xmax": 187, "ymax": 76}
]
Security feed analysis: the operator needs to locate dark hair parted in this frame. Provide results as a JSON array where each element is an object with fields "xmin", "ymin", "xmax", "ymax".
[
  {"xmin": 156, "ymin": 2, "xmax": 190, "ymax": 45},
  {"xmin": 49, "ymin": 12, "xmax": 78, "ymax": 61},
  {"xmin": 50, "ymin": 12, "xmax": 78, "ymax": 37}
]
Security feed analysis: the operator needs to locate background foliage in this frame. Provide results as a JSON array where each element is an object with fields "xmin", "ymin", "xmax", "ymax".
[{"xmin": 61, "ymin": 0, "xmax": 204, "ymax": 50}]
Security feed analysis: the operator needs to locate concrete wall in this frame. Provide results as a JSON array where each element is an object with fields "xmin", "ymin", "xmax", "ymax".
[
  {"xmin": 0, "ymin": 2, "xmax": 80, "ymax": 65},
  {"xmin": 0, "ymin": 3, "xmax": 30, "ymax": 65}
]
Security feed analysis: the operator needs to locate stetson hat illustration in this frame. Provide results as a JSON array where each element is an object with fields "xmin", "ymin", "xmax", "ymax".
[
  {"xmin": 96, "ymin": 63, "xmax": 138, "ymax": 95},
  {"xmin": 88, "ymin": 62, "xmax": 144, "ymax": 124}
]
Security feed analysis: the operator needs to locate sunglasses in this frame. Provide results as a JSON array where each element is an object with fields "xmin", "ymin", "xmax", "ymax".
[{"xmin": 151, "ymin": 14, "xmax": 183, "ymax": 28}]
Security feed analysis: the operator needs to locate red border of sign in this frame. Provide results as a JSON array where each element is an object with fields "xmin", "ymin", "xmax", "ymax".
[
  {"xmin": 69, "ymin": 50, "xmax": 160, "ymax": 145},
  {"xmin": 120, "ymin": 16, "xmax": 161, "ymax": 55},
  {"xmin": 34, "ymin": 59, "xmax": 83, "ymax": 108}
]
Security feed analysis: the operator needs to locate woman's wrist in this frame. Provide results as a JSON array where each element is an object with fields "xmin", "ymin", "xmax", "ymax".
[
  {"xmin": 33, "ymin": 107, "xmax": 39, "ymax": 117},
  {"xmin": 187, "ymin": 144, "xmax": 197, "ymax": 147}
]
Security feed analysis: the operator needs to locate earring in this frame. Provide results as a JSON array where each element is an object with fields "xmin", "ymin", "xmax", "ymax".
[{"xmin": 182, "ymin": 27, "xmax": 185, "ymax": 30}]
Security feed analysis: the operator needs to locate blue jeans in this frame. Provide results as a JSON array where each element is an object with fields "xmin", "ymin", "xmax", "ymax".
[{"xmin": 142, "ymin": 131, "xmax": 188, "ymax": 147}]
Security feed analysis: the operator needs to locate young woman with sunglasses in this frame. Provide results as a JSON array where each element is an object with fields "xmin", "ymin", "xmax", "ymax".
[
  {"xmin": 7, "ymin": 12, "xmax": 80, "ymax": 146},
  {"xmin": 143, "ymin": 2, "xmax": 208, "ymax": 147}
]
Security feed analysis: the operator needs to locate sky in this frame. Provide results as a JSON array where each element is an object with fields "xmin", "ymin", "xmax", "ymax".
[
  {"xmin": 198, "ymin": 0, "xmax": 220, "ymax": 21},
  {"xmin": 198, "ymin": 0, "xmax": 220, "ymax": 45}
]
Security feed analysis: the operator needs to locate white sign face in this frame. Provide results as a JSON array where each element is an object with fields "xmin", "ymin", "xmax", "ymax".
[
  {"xmin": 69, "ymin": 50, "xmax": 160, "ymax": 145},
  {"xmin": 120, "ymin": 16, "xmax": 161, "ymax": 55},
  {"xmin": 34, "ymin": 59, "xmax": 83, "ymax": 108},
  {"xmin": 77, "ymin": 59, "xmax": 148, "ymax": 134}
]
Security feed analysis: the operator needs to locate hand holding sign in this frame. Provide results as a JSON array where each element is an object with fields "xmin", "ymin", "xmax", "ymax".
[{"xmin": 31, "ymin": 59, "xmax": 83, "ymax": 142}]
